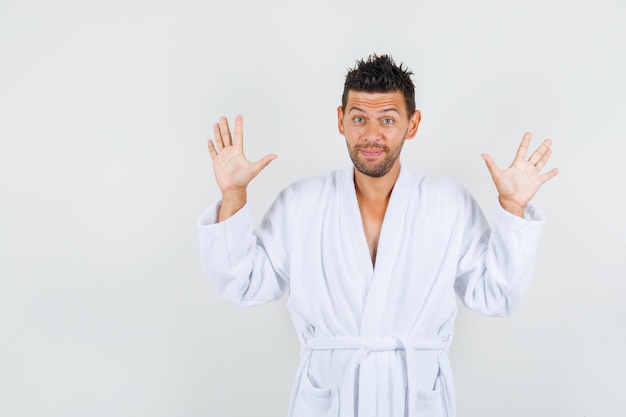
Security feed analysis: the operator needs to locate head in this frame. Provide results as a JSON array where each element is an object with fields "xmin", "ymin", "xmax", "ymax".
[
  {"xmin": 338, "ymin": 54, "xmax": 421, "ymax": 178},
  {"xmin": 341, "ymin": 54, "xmax": 416, "ymax": 117}
]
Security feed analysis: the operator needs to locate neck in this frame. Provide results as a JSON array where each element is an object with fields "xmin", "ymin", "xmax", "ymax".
[{"xmin": 353, "ymin": 162, "xmax": 401, "ymax": 203}]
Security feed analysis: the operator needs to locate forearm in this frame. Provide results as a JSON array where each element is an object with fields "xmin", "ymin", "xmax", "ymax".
[
  {"xmin": 198, "ymin": 202, "xmax": 289, "ymax": 307},
  {"xmin": 455, "ymin": 200, "xmax": 545, "ymax": 316}
]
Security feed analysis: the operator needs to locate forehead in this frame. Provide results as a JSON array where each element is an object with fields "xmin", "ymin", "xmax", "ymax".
[{"xmin": 345, "ymin": 90, "xmax": 407, "ymax": 115}]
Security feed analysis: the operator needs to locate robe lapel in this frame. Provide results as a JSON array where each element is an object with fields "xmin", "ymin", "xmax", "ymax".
[
  {"xmin": 340, "ymin": 167, "xmax": 374, "ymax": 303},
  {"xmin": 358, "ymin": 166, "xmax": 415, "ymax": 337}
]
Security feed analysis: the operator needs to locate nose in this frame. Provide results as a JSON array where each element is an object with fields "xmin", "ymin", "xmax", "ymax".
[{"xmin": 364, "ymin": 121, "xmax": 382, "ymax": 141}]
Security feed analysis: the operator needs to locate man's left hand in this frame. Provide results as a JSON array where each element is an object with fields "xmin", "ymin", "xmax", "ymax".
[{"xmin": 481, "ymin": 132, "xmax": 559, "ymax": 217}]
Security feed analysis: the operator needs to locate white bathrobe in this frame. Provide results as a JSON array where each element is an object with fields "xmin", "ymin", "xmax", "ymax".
[{"xmin": 197, "ymin": 166, "xmax": 544, "ymax": 417}]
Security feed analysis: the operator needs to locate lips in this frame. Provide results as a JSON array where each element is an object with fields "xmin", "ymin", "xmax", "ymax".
[
  {"xmin": 360, "ymin": 149, "xmax": 383, "ymax": 157},
  {"xmin": 358, "ymin": 146, "xmax": 387, "ymax": 158}
]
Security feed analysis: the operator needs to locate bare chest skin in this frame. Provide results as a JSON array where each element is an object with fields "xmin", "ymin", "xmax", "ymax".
[{"xmin": 357, "ymin": 197, "xmax": 389, "ymax": 267}]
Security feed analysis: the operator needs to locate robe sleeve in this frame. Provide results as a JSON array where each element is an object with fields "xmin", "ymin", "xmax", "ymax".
[
  {"xmin": 197, "ymin": 191, "xmax": 292, "ymax": 307},
  {"xmin": 454, "ymin": 196, "xmax": 545, "ymax": 317}
]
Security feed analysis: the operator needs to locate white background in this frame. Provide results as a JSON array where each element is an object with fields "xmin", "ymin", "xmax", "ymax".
[{"xmin": 1, "ymin": 0, "xmax": 624, "ymax": 416}]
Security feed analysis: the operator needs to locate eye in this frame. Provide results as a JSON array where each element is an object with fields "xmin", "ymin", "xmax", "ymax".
[
  {"xmin": 353, "ymin": 116, "xmax": 365, "ymax": 124},
  {"xmin": 382, "ymin": 118, "xmax": 394, "ymax": 125}
]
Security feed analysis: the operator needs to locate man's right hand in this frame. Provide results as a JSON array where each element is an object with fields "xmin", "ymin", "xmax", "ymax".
[{"xmin": 208, "ymin": 115, "xmax": 277, "ymax": 221}]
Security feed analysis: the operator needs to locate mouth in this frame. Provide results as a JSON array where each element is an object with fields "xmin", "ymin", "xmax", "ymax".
[{"xmin": 359, "ymin": 148, "xmax": 385, "ymax": 158}]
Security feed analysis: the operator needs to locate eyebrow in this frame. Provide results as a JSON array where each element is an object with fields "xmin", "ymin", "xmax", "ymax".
[{"xmin": 348, "ymin": 106, "xmax": 401, "ymax": 115}]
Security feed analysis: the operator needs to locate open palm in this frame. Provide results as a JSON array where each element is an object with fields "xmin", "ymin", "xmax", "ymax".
[
  {"xmin": 482, "ymin": 132, "xmax": 558, "ymax": 216},
  {"xmin": 208, "ymin": 115, "xmax": 276, "ymax": 196}
]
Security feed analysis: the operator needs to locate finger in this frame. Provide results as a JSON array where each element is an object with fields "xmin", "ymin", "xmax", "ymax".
[
  {"xmin": 207, "ymin": 139, "xmax": 218, "ymax": 159},
  {"xmin": 250, "ymin": 154, "xmax": 278, "ymax": 176},
  {"xmin": 541, "ymin": 167, "xmax": 559, "ymax": 183},
  {"xmin": 514, "ymin": 132, "xmax": 532, "ymax": 162},
  {"xmin": 234, "ymin": 115, "xmax": 244, "ymax": 147},
  {"xmin": 534, "ymin": 146, "xmax": 552, "ymax": 171},
  {"xmin": 213, "ymin": 122, "xmax": 224, "ymax": 150},
  {"xmin": 528, "ymin": 138, "xmax": 553, "ymax": 165},
  {"xmin": 219, "ymin": 116, "xmax": 233, "ymax": 147},
  {"xmin": 481, "ymin": 153, "xmax": 502, "ymax": 181}
]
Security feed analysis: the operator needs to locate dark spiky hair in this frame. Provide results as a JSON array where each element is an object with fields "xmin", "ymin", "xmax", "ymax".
[{"xmin": 341, "ymin": 54, "xmax": 416, "ymax": 117}]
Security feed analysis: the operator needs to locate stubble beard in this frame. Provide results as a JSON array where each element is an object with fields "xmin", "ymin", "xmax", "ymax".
[{"xmin": 348, "ymin": 140, "xmax": 405, "ymax": 178}]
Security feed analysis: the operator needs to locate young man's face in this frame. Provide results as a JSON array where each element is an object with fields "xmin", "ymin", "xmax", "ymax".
[{"xmin": 338, "ymin": 90, "xmax": 420, "ymax": 178}]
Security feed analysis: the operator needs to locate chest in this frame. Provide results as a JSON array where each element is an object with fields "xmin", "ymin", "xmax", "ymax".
[{"xmin": 358, "ymin": 200, "xmax": 388, "ymax": 266}]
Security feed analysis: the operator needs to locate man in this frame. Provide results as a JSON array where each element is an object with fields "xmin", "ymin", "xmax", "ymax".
[{"xmin": 198, "ymin": 54, "xmax": 558, "ymax": 417}]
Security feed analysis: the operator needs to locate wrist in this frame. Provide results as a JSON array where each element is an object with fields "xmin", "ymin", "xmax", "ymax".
[
  {"xmin": 218, "ymin": 190, "xmax": 247, "ymax": 222},
  {"xmin": 498, "ymin": 197, "xmax": 525, "ymax": 218}
]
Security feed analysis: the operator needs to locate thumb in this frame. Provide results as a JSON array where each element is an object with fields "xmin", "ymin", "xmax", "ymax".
[
  {"xmin": 250, "ymin": 153, "xmax": 278, "ymax": 176},
  {"xmin": 481, "ymin": 153, "xmax": 501, "ymax": 181}
]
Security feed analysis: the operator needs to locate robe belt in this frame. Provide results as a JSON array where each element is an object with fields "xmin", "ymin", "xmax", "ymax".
[{"xmin": 304, "ymin": 336, "xmax": 451, "ymax": 416}]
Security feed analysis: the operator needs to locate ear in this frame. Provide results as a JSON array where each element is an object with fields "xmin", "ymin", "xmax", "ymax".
[
  {"xmin": 337, "ymin": 106, "xmax": 345, "ymax": 135},
  {"xmin": 405, "ymin": 110, "xmax": 421, "ymax": 140}
]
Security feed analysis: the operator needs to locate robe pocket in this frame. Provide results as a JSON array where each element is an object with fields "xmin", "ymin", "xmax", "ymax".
[
  {"xmin": 415, "ymin": 383, "xmax": 445, "ymax": 416},
  {"xmin": 292, "ymin": 371, "xmax": 339, "ymax": 417}
]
